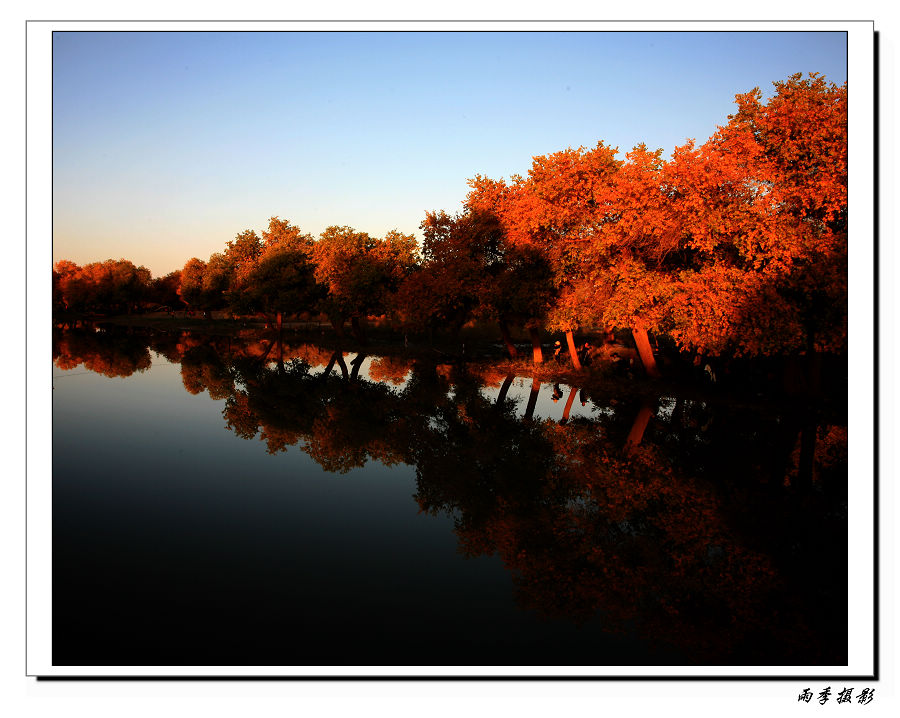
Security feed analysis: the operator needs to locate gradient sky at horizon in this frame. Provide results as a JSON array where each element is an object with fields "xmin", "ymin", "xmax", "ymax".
[{"xmin": 52, "ymin": 30, "xmax": 847, "ymax": 277}]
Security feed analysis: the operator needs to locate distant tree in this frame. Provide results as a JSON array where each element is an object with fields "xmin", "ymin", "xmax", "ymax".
[
  {"xmin": 224, "ymin": 218, "xmax": 317, "ymax": 326},
  {"xmin": 311, "ymin": 225, "xmax": 416, "ymax": 342},
  {"xmin": 147, "ymin": 270, "xmax": 182, "ymax": 308},
  {"xmin": 54, "ymin": 258, "xmax": 151, "ymax": 315},
  {"xmin": 53, "ymin": 260, "xmax": 85, "ymax": 314},
  {"xmin": 261, "ymin": 216, "xmax": 314, "ymax": 255},
  {"xmin": 177, "ymin": 257, "xmax": 207, "ymax": 311},
  {"xmin": 224, "ymin": 229, "xmax": 263, "ymax": 291},
  {"xmin": 201, "ymin": 253, "xmax": 233, "ymax": 312},
  {"xmin": 242, "ymin": 246, "xmax": 319, "ymax": 331},
  {"xmin": 393, "ymin": 210, "xmax": 504, "ymax": 341}
]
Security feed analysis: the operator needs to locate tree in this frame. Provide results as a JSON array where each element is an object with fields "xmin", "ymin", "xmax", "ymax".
[
  {"xmin": 219, "ymin": 218, "xmax": 319, "ymax": 328},
  {"xmin": 722, "ymin": 72, "xmax": 847, "ymax": 357},
  {"xmin": 54, "ymin": 259, "xmax": 151, "ymax": 315},
  {"xmin": 53, "ymin": 260, "xmax": 85, "ymax": 314},
  {"xmin": 393, "ymin": 210, "xmax": 498, "ymax": 340},
  {"xmin": 648, "ymin": 73, "xmax": 847, "ymax": 361},
  {"xmin": 147, "ymin": 270, "xmax": 182, "ymax": 308},
  {"xmin": 311, "ymin": 225, "xmax": 417, "ymax": 342},
  {"xmin": 177, "ymin": 257, "xmax": 208, "ymax": 311},
  {"xmin": 242, "ymin": 246, "xmax": 319, "ymax": 331},
  {"xmin": 201, "ymin": 253, "xmax": 233, "ymax": 313},
  {"xmin": 468, "ymin": 143, "xmax": 624, "ymax": 368}
]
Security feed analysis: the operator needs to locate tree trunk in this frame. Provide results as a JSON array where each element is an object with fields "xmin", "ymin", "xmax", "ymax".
[
  {"xmin": 276, "ymin": 311, "xmax": 283, "ymax": 332},
  {"xmin": 560, "ymin": 386, "xmax": 578, "ymax": 423},
  {"xmin": 624, "ymin": 405, "xmax": 654, "ymax": 451},
  {"xmin": 565, "ymin": 329, "xmax": 582, "ymax": 370},
  {"xmin": 529, "ymin": 327, "xmax": 544, "ymax": 364},
  {"xmin": 331, "ymin": 317, "xmax": 346, "ymax": 340},
  {"xmin": 499, "ymin": 320, "xmax": 518, "ymax": 359},
  {"xmin": 496, "ymin": 372, "xmax": 515, "ymax": 406},
  {"xmin": 524, "ymin": 377, "xmax": 541, "ymax": 420},
  {"xmin": 632, "ymin": 327, "xmax": 660, "ymax": 378}
]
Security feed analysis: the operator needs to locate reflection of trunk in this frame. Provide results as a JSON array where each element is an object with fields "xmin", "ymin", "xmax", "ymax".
[
  {"xmin": 351, "ymin": 316, "xmax": 368, "ymax": 345},
  {"xmin": 276, "ymin": 311, "xmax": 283, "ymax": 333},
  {"xmin": 496, "ymin": 372, "xmax": 515, "ymax": 406},
  {"xmin": 350, "ymin": 353, "xmax": 366, "ymax": 380},
  {"xmin": 331, "ymin": 317, "xmax": 345, "ymax": 340},
  {"xmin": 529, "ymin": 328, "xmax": 544, "ymax": 364},
  {"xmin": 322, "ymin": 351, "xmax": 339, "ymax": 378},
  {"xmin": 336, "ymin": 353, "xmax": 349, "ymax": 379},
  {"xmin": 565, "ymin": 330, "xmax": 582, "ymax": 370},
  {"xmin": 524, "ymin": 377, "xmax": 541, "ymax": 420},
  {"xmin": 560, "ymin": 386, "xmax": 578, "ymax": 423},
  {"xmin": 499, "ymin": 320, "xmax": 518, "ymax": 358},
  {"xmin": 632, "ymin": 327, "xmax": 660, "ymax": 378},
  {"xmin": 624, "ymin": 405, "xmax": 654, "ymax": 451},
  {"xmin": 256, "ymin": 337, "xmax": 275, "ymax": 367}
]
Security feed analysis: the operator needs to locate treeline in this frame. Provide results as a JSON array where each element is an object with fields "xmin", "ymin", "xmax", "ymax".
[{"xmin": 53, "ymin": 73, "xmax": 847, "ymax": 372}]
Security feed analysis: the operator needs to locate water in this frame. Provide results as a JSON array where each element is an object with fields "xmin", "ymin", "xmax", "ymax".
[{"xmin": 52, "ymin": 326, "xmax": 848, "ymax": 667}]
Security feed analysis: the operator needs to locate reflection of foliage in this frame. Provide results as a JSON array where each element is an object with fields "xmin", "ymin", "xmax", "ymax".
[
  {"xmin": 287, "ymin": 343, "xmax": 338, "ymax": 369},
  {"xmin": 53, "ymin": 329, "xmax": 152, "ymax": 378},
  {"xmin": 56, "ymin": 327, "xmax": 847, "ymax": 664},
  {"xmin": 367, "ymin": 355, "xmax": 414, "ymax": 385},
  {"xmin": 180, "ymin": 345, "xmax": 234, "ymax": 399}
]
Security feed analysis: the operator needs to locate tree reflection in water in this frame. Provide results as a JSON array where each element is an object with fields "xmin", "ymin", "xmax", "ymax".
[{"xmin": 53, "ymin": 326, "xmax": 849, "ymax": 664}]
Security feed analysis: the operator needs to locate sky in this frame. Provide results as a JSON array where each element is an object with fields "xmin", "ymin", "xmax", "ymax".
[{"xmin": 52, "ymin": 30, "xmax": 848, "ymax": 277}]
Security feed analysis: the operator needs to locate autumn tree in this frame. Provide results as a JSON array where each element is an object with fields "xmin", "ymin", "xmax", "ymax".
[
  {"xmin": 720, "ymin": 72, "xmax": 847, "ymax": 357},
  {"xmin": 177, "ymin": 257, "xmax": 208, "ymax": 311},
  {"xmin": 393, "ymin": 210, "xmax": 500, "ymax": 341},
  {"xmin": 241, "ymin": 246, "xmax": 318, "ymax": 332},
  {"xmin": 201, "ymin": 253, "xmax": 233, "ymax": 313},
  {"xmin": 467, "ymin": 143, "xmax": 623, "ymax": 368},
  {"xmin": 54, "ymin": 259, "xmax": 152, "ymax": 315},
  {"xmin": 205, "ymin": 217, "xmax": 320, "ymax": 329},
  {"xmin": 642, "ymin": 73, "xmax": 847, "ymax": 363},
  {"xmin": 147, "ymin": 270, "xmax": 182, "ymax": 308},
  {"xmin": 53, "ymin": 260, "xmax": 85, "ymax": 314},
  {"xmin": 224, "ymin": 228, "xmax": 263, "ymax": 299},
  {"xmin": 311, "ymin": 225, "xmax": 418, "ymax": 342}
]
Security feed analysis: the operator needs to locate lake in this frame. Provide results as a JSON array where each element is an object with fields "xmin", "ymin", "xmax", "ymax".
[{"xmin": 51, "ymin": 325, "xmax": 848, "ymax": 668}]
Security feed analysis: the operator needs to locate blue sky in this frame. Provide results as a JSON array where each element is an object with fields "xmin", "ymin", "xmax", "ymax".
[{"xmin": 52, "ymin": 31, "xmax": 847, "ymax": 276}]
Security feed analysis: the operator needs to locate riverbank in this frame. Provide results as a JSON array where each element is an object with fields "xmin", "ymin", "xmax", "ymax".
[{"xmin": 52, "ymin": 316, "xmax": 847, "ymax": 421}]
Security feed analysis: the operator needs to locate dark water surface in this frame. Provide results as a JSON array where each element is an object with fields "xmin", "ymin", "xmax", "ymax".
[{"xmin": 52, "ymin": 327, "xmax": 848, "ymax": 667}]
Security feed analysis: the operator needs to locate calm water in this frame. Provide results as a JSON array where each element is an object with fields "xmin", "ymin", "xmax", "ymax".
[{"xmin": 52, "ymin": 326, "xmax": 848, "ymax": 667}]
